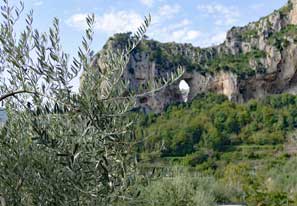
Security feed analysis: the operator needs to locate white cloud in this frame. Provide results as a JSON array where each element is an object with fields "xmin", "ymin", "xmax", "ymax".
[
  {"xmin": 172, "ymin": 29, "xmax": 201, "ymax": 42},
  {"xmin": 66, "ymin": 3, "xmax": 192, "ymax": 45},
  {"xmin": 33, "ymin": 0, "xmax": 43, "ymax": 6},
  {"xmin": 96, "ymin": 11, "xmax": 143, "ymax": 33},
  {"xmin": 158, "ymin": 4, "xmax": 181, "ymax": 19},
  {"xmin": 168, "ymin": 19, "xmax": 191, "ymax": 30},
  {"xmin": 140, "ymin": 0, "xmax": 154, "ymax": 7},
  {"xmin": 66, "ymin": 11, "xmax": 143, "ymax": 34},
  {"xmin": 209, "ymin": 32, "xmax": 226, "ymax": 45},
  {"xmin": 66, "ymin": 13, "xmax": 88, "ymax": 30},
  {"xmin": 148, "ymin": 18, "xmax": 201, "ymax": 44},
  {"xmin": 66, "ymin": 5, "xmax": 200, "ymax": 46},
  {"xmin": 146, "ymin": 4, "xmax": 202, "ymax": 44},
  {"xmin": 197, "ymin": 3, "xmax": 240, "ymax": 26},
  {"xmin": 197, "ymin": 31, "xmax": 227, "ymax": 47},
  {"xmin": 250, "ymin": 3, "xmax": 265, "ymax": 11}
]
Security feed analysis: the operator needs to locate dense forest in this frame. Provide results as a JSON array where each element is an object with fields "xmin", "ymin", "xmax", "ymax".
[{"xmin": 134, "ymin": 93, "xmax": 297, "ymax": 205}]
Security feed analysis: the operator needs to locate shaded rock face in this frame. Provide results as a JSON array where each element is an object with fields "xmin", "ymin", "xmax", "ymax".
[{"xmin": 88, "ymin": 0, "xmax": 297, "ymax": 113}]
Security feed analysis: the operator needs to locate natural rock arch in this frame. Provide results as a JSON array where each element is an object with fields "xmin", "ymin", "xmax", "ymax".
[{"xmin": 88, "ymin": 0, "xmax": 297, "ymax": 113}]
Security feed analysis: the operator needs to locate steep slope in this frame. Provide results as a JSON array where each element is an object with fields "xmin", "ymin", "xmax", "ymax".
[{"xmin": 88, "ymin": 0, "xmax": 297, "ymax": 112}]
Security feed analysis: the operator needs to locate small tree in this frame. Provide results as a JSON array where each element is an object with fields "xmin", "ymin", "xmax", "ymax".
[
  {"xmin": 0, "ymin": 0, "xmax": 183, "ymax": 205},
  {"xmin": 126, "ymin": 169, "xmax": 217, "ymax": 206}
]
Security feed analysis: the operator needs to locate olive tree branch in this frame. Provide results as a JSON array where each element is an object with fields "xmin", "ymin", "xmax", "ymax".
[{"xmin": 0, "ymin": 90, "xmax": 36, "ymax": 102}]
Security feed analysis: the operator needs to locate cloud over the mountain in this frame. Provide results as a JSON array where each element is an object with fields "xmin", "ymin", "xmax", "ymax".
[
  {"xmin": 66, "ymin": 2, "xmax": 241, "ymax": 47},
  {"xmin": 147, "ymin": 4, "xmax": 201, "ymax": 44},
  {"xmin": 197, "ymin": 3, "xmax": 240, "ymax": 26},
  {"xmin": 140, "ymin": 0, "xmax": 154, "ymax": 7},
  {"xmin": 172, "ymin": 29, "xmax": 201, "ymax": 41},
  {"xmin": 158, "ymin": 4, "xmax": 181, "ymax": 19},
  {"xmin": 66, "ymin": 3, "xmax": 201, "ymax": 45},
  {"xmin": 66, "ymin": 11, "xmax": 143, "ymax": 34},
  {"xmin": 209, "ymin": 32, "xmax": 226, "ymax": 45}
]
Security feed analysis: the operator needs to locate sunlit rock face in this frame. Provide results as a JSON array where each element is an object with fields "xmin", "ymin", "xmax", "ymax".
[
  {"xmin": 290, "ymin": 0, "xmax": 297, "ymax": 24},
  {"xmin": 85, "ymin": 0, "xmax": 297, "ymax": 113},
  {"xmin": 209, "ymin": 72, "xmax": 240, "ymax": 101}
]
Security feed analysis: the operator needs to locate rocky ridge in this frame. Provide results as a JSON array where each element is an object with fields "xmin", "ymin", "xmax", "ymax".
[{"xmin": 88, "ymin": 0, "xmax": 297, "ymax": 112}]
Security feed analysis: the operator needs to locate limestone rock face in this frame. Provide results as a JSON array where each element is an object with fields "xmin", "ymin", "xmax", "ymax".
[
  {"xmin": 85, "ymin": 0, "xmax": 297, "ymax": 113},
  {"xmin": 290, "ymin": 0, "xmax": 297, "ymax": 24}
]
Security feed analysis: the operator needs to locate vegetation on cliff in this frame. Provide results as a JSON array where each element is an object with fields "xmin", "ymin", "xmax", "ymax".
[
  {"xmin": 268, "ymin": 24, "xmax": 297, "ymax": 50},
  {"xmin": 109, "ymin": 29, "xmax": 268, "ymax": 80},
  {"xmin": 103, "ymin": 0, "xmax": 297, "ymax": 85},
  {"xmin": 205, "ymin": 50, "xmax": 267, "ymax": 78}
]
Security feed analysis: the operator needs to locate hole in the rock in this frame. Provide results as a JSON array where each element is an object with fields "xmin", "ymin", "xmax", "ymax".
[{"xmin": 179, "ymin": 80, "xmax": 190, "ymax": 102}]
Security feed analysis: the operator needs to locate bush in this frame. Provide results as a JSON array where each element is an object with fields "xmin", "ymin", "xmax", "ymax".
[
  {"xmin": 249, "ymin": 130, "xmax": 285, "ymax": 145},
  {"xmin": 182, "ymin": 150, "xmax": 209, "ymax": 166},
  {"xmin": 135, "ymin": 171, "xmax": 217, "ymax": 206}
]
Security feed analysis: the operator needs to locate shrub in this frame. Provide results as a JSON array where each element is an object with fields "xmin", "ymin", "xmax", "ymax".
[{"xmin": 135, "ymin": 171, "xmax": 217, "ymax": 206}]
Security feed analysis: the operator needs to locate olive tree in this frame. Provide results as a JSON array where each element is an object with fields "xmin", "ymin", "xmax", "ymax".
[{"xmin": 0, "ymin": 0, "xmax": 183, "ymax": 205}]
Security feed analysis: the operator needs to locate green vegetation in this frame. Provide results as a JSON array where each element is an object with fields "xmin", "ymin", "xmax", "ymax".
[
  {"xmin": 241, "ymin": 29, "xmax": 259, "ymax": 41},
  {"xmin": 268, "ymin": 24, "xmax": 297, "ymax": 50},
  {"xmin": 0, "ymin": 1, "xmax": 180, "ymax": 205},
  {"xmin": 2, "ymin": 0, "xmax": 297, "ymax": 205},
  {"xmin": 137, "ymin": 93, "xmax": 295, "ymax": 158},
  {"xmin": 133, "ymin": 38, "xmax": 267, "ymax": 78},
  {"xmin": 205, "ymin": 50, "xmax": 267, "ymax": 78},
  {"xmin": 140, "ymin": 40, "xmax": 204, "ymax": 73},
  {"xmin": 135, "ymin": 93, "xmax": 297, "ymax": 205},
  {"xmin": 130, "ymin": 171, "xmax": 217, "ymax": 206},
  {"xmin": 279, "ymin": 1, "xmax": 293, "ymax": 18},
  {"xmin": 114, "ymin": 168, "xmax": 242, "ymax": 206}
]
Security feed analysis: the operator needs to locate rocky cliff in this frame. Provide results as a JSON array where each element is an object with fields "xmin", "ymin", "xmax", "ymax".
[{"xmin": 88, "ymin": 0, "xmax": 297, "ymax": 112}]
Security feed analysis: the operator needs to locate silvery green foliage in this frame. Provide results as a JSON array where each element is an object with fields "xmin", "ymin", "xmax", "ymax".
[
  {"xmin": 0, "ymin": 0, "xmax": 183, "ymax": 205},
  {"xmin": 118, "ymin": 169, "xmax": 217, "ymax": 206}
]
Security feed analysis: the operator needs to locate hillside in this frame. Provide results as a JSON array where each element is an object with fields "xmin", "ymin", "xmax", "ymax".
[
  {"xmin": 135, "ymin": 92, "xmax": 297, "ymax": 205},
  {"xmin": 82, "ymin": 0, "xmax": 297, "ymax": 205},
  {"xmin": 88, "ymin": 0, "xmax": 297, "ymax": 113}
]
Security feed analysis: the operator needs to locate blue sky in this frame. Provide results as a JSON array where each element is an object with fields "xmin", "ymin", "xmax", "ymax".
[{"xmin": 20, "ymin": 0, "xmax": 287, "ymax": 57}]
